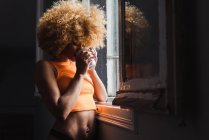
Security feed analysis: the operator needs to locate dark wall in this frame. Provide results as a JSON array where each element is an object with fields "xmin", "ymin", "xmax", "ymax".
[
  {"xmin": 0, "ymin": 0, "xmax": 36, "ymax": 47},
  {"xmin": 183, "ymin": 0, "xmax": 209, "ymax": 138},
  {"xmin": 196, "ymin": 0, "xmax": 209, "ymax": 139},
  {"xmin": 0, "ymin": 0, "xmax": 36, "ymax": 139}
]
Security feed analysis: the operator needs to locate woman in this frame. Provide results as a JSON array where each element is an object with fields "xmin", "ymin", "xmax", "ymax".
[{"xmin": 35, "ymin": 1, "xmax": 107, "ymax": 140}]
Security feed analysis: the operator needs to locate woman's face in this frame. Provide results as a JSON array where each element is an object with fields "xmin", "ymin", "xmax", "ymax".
[{"xmin": 61, "ymin": 45, "xmax": 79, "ymax": 60}]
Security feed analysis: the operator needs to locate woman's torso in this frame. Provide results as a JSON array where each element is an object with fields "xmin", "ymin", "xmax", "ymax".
[
  {"xmin": 51, "ymin": 110, "xmax": 96, "ymax": 140},
  {"xmin": 48, "ymin": 59, "xmax": 97, "ymax": 140}
]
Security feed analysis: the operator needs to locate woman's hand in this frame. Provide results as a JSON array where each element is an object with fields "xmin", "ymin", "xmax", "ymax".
[{"xmin": 75, "ymin": 49, "xmax": 95, "ymax": 75}]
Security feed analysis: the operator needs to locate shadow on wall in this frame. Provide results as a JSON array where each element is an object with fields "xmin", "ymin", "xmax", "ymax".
[{"xmin": 0, "ymin": 47, "xmax": 35, "ymax": 107}]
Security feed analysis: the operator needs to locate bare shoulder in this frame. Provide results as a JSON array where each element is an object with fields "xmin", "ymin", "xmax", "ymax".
[
  {"xmin": 35, "ymin": 59, "xmax": 51, "ymax": 70},
  {"xmin": 34, "ymin": 59, "xmax": 59, "ymax": 99},
  {"xmin": 35, "ymin": 59, "xmax": 54, "ymax": 73},
  {"xmin": 35, "ymin": 60, "xmax": 55, "ymax": 82}
]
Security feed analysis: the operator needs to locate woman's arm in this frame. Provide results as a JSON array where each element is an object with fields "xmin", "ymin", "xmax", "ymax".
[
  {"xmin": 88, "ymin": 69, "xmax": 107, "ymax": 102},
  {"xmin": 35, "ymin": 60, "xmax": 85, "ymax": 120},
  {"xmin": 87, "ymin": 48, "xmax": 107, "ymax": 102},
  {"xmin": 35, "ymin": 52, "xmax": 91, "ymax": 120}
]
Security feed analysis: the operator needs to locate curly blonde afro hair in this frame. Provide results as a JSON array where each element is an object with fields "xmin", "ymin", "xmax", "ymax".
[{"xmin": 37, "ymin": 0, "xmax": 106, "ymax": 57}]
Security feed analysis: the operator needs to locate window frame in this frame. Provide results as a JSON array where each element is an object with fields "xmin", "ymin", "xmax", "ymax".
[
  {"xmin": 111, "ymin": 0, "xmax": 183, "ymax": 116},
  {"xmin": 118, "ymin": 0, "xmax": 167, "ymax": 92},
  {"xmin": 106, "ymin": 0, "xmax": 120, "ymax": 98}
]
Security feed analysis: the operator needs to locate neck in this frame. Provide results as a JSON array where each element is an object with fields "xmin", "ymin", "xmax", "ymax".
[{"xmin": 52, "ymin": 56, "xmax": 76, "ymax": 62}]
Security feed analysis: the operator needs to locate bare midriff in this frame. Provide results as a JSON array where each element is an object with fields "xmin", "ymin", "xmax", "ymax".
[{"xmin": 51, "ymin": 110, "xmax": 96, "ymax": 140}]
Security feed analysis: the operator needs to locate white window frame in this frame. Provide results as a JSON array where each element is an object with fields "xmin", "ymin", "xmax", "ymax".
[{"xmin": 106, "ymin": 0, "xmax": 119, "ymax": 98}]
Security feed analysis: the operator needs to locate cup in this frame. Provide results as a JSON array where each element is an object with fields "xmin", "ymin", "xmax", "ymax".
[
  {"xmin": 88, "ymin": 58, "xmax": 96, "ymax": 69},
  {"xmin": 76, "ymin": 48, "xmax": 96, "ymax": 70}
]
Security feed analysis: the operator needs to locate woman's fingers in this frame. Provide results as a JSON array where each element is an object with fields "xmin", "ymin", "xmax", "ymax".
[
  {"xmin": 89, "ymin": 48, "xmax": 97, "ymax": 57},
  {"xmin": 76, "ymin": 48, "xmax": 97, "ymax": 68},
  {"xmin": 89, "ymin": 48, "xmax": 98, "ymax": 63},
  {"xmin": 80, "ymin": 51, "xmax": 94, "ymax": 61}
]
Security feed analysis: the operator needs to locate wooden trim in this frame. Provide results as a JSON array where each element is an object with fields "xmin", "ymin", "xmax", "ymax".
[
  {"xmin": 96, "ymin": 103, "xmax": 136, "ymax": 132},
  {"xmin": 117, "ymin": 87, "xmax": 165, "ymax": 94}
]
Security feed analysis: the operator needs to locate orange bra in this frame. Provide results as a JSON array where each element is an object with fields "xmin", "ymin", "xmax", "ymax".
[{"xmin": 49, "ymin": 59, "xmax": 96, "ymax": 112}]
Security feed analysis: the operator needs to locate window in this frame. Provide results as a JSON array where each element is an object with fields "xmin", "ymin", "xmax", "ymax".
[
  {"xmin": 118, "ymin": 0, "xmax": 167, "ymax": 92},
  {"xmin": 111, "ymin": 0, "xmax": 181, "ymax": 114},
  {"xmin": 106, "ymin": 0, "xmax": 119, "ymax": 97},
  {"xmin": 109, "ymin": 0, "xmax": 184, "ymax": 116},
  {"xmin": 105, "ymin": 0, "xmax": 168, "ymax": 104}
]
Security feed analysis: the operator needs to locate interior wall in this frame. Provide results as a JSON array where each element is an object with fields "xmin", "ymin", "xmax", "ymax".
[
  {"xmin": 0, "ymin": 0, "xmax": 37, "ymax": 139},
  {"xmin": 98, "ymin": 113, "xmax": 198, "ymax": 140},
  {"xmin": 196, "ymin": 0, "xmax": 209, "ymax": 139},
  {"xmin": 0, "ymin": 0, "xmax": 36, "ymax": 47}
]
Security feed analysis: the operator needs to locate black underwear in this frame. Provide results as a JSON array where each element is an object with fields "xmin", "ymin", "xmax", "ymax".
[{"xmin": 49, "ymin": 129, "xmax": 73, "ymax": 140}]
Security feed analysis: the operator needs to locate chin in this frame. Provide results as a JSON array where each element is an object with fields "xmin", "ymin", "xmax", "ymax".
[{"xmin": 70, "ymin": 57, "xmax": 76, "ymax": 61}]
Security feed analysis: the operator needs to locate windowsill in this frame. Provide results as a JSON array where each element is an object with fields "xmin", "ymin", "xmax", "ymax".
[{"xmin": 95, "ymin": 101, "xmax": 136, "ymax": 132}]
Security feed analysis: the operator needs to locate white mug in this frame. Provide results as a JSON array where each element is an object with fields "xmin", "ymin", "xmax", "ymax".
[{"xmin": 76, "ymin": 48, "xmax": 96, "ymax": 70}]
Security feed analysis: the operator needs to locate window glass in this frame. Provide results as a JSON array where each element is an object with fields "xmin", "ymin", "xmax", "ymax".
[{"xmin": 124, "ymin": 0, "xmax": 159, "ymax": 80}]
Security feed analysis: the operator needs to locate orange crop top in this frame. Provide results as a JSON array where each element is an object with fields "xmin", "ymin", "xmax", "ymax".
[{"xmin": 49, "ymin": 59, "xmax": 96, "ymax": 112}]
